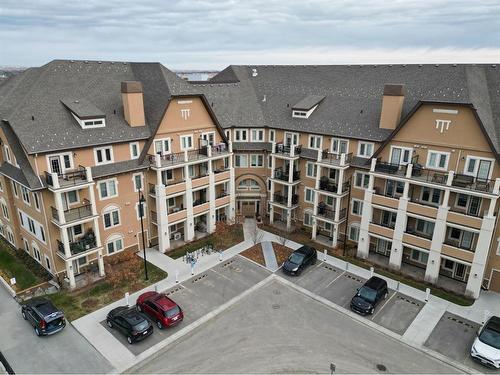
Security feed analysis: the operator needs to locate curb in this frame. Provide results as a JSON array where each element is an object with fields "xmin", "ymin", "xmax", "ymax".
[
  {"xmin": 276, "ymin": 275, "xmax": 477, "ymax": 374},
  {"xmin": 0, "ymin": 277, "xmax": 16, "ymax": 298}
]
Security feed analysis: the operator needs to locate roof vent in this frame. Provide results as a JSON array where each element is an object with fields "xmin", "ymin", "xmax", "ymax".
[
  {"xmin": 492, "ymin": 64, "xmax": 497, "ymax": 68},
  {"xmin": 262, "ymin": 95, "xmax": 266, "ymax": 102},
  {"xmin": 252, "ymin": 68, "xmax": 258, "ymax": 77}
]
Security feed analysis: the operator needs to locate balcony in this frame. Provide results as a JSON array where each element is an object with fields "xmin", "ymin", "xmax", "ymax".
[
  {"xmin": 318, "ymin": 177, "xmax": 349, "ymax": 194},
  {"xmin": 151, "ymin": 211, "xmax": 157, "ymax": 224},
  {"xmin": 405, "ymin": 225, "xmax": 433, "ymax": 241},
  {"xmin": 45, "ymin": 166, "xmax": 90, "ymax": 189},
  {"xmin": 214, "ymin": 169, "xmax": 230, "ymax": 182},
  {"xmin": 192, "ymin": 174, "xmax": 210, "ymax": 188},
  {"xmin": 316, "ymin": 206, "xmax": 347, "ymax": 222},
  {"xmin": 51, "ymin": 202, "xmax": 93, "ymax": 225},
  {"xmin": 149, "ymin": 143, "xmax": 229, "ymax": 168},
  {"xmin": 273, "ymin": 193, "xmax": 299, "ymax": 206},
  {"xmin": 273, "ymin": 168, "xmax": 300, "ymax": 182},
  {"xmin": 57, "ymin": 232, "xmax": 98, "ymax": 259},
  {"xmin": 273, "ymin": 143, "xmax": 302, "ymax": 157},
  {"xmin": 319, "ymin": 151, "xmax": 352, "ymax": 167}
]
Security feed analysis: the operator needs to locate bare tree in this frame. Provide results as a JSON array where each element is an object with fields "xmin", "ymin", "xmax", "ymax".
[
  {"xmin": 250, "ymin": 226, "xmax": 263, "ymax": 245},
  {"xmin": 276, "ymin": 229, "xmax": 288, "ymax": 247}
]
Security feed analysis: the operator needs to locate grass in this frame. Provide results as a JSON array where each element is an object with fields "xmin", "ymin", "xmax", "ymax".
[
  {"xmin": 0, "ymin": 245, "xmax": 42, "ymax": 290},
  {"xmin": 45, "ymin": 260, "xmax": 167, "ymax": 321},
  {"xmin": 168, "ymin": 224, "xmax": 244, "ymax": 259},
  {"xmin": 259, "ymin": 223, "xmax": 474, "ymax": 306}
]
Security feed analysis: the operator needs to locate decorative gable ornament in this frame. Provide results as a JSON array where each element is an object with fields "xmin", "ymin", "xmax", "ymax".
[{"xmin": 435, "ymin": 119, "xmax": 451, "ymax": 133}]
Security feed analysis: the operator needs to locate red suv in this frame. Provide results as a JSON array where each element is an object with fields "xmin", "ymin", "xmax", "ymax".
[{"xmin": 136, "ymin": 291, "xmax": 183, "ymax": 329}]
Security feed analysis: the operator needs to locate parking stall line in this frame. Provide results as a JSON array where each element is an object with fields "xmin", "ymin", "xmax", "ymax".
[
  {"xmin": 371, "ymin": 292, "xmax": 397, "ymax": 321},
  {"xmin": 209, "ymin": 268, "xmax": 235, "ymax": 283},
  {"xmin": 324, "ymin": 271, "xmax": 346, "ymax": 289}
]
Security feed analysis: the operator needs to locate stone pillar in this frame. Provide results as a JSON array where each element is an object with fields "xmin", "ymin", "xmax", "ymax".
[
  {"xmin": 425, "ymin": 206, "xmax": 448, "ymax": 283},
  {"xmin": 97, "ymin": 250, "xmax": 105, "ymax": 277},
  {"xmin": 54, "ymin": 191, "xmax": 66, "ymax": 224},
  {"xmin": 93, "ymin": 217, "xmax": 102, "ymax": 247},
  {"xmin": 332, "ymin": 224, "xmax": 338, "ymax": 248},
  {"xmin": 357, "ymin": 173, "xmax": 375, "ymax": 259},
  {"xmin": 60, "ymin": 227, "xmax": 71, "ymax": 258},
  {"xmin": 65, "ymin": 261, "xmax": 76, "ymax": 289},
  {"xmin": 88, "ymin": 185, "xmax": 98, "ymax": 216},
  {"xmin": 185, "ymin": 165, "xmax": 195, "ymax": 241},
  {"xmin": 156, "ymin": 184, "xmax": 170, "ymax": 253}
]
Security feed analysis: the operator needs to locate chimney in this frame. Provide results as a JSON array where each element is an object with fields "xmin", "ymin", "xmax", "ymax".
[
  {"xmin": 121, "ymin": 81, "xmax": 145, "ymax": 127},
  {"xmin": 379, "ymin": 84, "xmax": 405, "ymax": 130}
]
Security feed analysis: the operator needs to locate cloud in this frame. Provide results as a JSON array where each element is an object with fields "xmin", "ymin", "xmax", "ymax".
[{"xmin": 0, "ymin": 0, "xmax": 499, "ymax": 67}]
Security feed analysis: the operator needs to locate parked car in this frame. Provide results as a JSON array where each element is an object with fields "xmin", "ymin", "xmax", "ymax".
[
  {"xmin": 136, "ymin": 291, "xmax": 184, "ymax": 329},
  {"xmin": 350, "ymin": 276, "xmax": 388, "ymax": 315},
  {"xmin": 106, "ymin": 306, "xmax": 153, "ymax": 344},
  {"xmin": 282, "ymin": 246, "xmax": 317, "ymax": 276},
  {"xmin": 21, "ymin": 297, "xmax": 66, "ymax": 336},
  {"xmin": 471, "ymin": 315, "xmax": 500, "ymax": 368}
]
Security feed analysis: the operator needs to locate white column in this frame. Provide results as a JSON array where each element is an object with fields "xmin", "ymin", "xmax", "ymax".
[
  {"xmin": 466, "ymin": 209, "xmax": 496, "ymax": 298},
  {"xmin": 54, "ymin": 191, "xmax": 66, "ymax": 224},
  {"xmin": 154, "ymin": 154, "xmax": 161, "ymax": 168},
  {"xmin": 425, "ymin": 206, "xmax": 448, "ymax": 283},
  {"xmin": 65, "ymin": 260, "xmax": 76, "ymax": 289},
  {"xmin": 312, "ymin": 165, "xmax": 321, "ymax": 240},
  {"xmin": 357, "ymin": 173, "xmax": 375, "ymax": 259},
  {"xmin": 228, "ymin": 154, "xmax": 236, "ymax": 221},
  {"xmin": 185, "ymin": 165, "xmax": 195, "ymax": 241},
  {"xmin": 88, "ymin": 185, "xmax": 98, "ymax": 216},
  {"xmin": 208, "ymin": 161, "xmax": 216, "ymax": 233},
  {"xmin": 50, "ymin": 172, "xmax": 60, "ymax": 189},
  {"xmin": 85, "ymin": 166, "xmax": 93, "ymax": 182},
  {"xmin": 93, "ymin": 217, "xmax": 102, "ymax": 247},
  {"xmin": 156, "ymin": 184, "xmax": 170, "ymax": 253},
  {"xmin": 288, "ymin": 159, "xmax": 294, "ymax": 184},
  {"xmin": 332, "ymin": 224, "xmax": 338, "ymax": 248},
  {"xmin": 97, "ymin": 250, "xmax": 105, "ymax": 277},
  {"xmin": 389, "ymin": 186, "xmax": 409, "ymax": 270},
  {"xmin": 286, "ymin": 209, "xmax": 291, "ymax": 230},
  {"xmin": 60, "ymin": 227, "xmax": 71, "ymax": 258},
  {"xmin": 337, "ymin": 169, "xmax": 344, "ymax": 195}
]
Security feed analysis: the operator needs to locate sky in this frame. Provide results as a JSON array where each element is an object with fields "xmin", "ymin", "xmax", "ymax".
[{"xmin": 1, "ymin": 0, "xmax": 500, "ymax": 69}]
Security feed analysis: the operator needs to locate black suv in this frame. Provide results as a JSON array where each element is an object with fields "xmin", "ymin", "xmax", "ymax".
[
  {"xmin": 282, "ymin": 246, "xmax": 317, "ymax": 276},
  {"xmin": 107, "ymin": 306, "xmax": 153, "ymax": 344},
  {"xmin": 350, "ymin": 276, "xmax": 388, "ymax": 315},
  {"xmin": 21, "ymin": 297, "xmax": 66, "ymax": 336}
]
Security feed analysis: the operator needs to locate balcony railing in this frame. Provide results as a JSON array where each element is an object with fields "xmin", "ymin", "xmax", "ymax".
[
  {"xmin": 216, "ymin": 191, "xmax": 228, "ymax": 199},
  {"xmin": 371, "ymin": 221, "xmax": 395, "ymax": 230},
  {"xmin": 273, "ymin": 169, "xmax": 300, "ymax": 182},
  {"xmin": 57, "ymin": 234, "xmax": 97, "ymax": 258},
  {"xmin": 45, "ymin": 166, "xmax": 88, "ymax": 188},
  {"xmin": 320, "ymin": 151, "xmax": 352, "ymax": 166},
  {"xmin": 273, "ymin": 193, "xmax": 299, "ymax": 205},
  {"xmin": 274, "ymin": 143, "xmax": 302, "ymax": 156},
  {"xmin": 318, "ymin": 178, "xmax": 350, "ymax": 194},
  {"xmin": 443, "ymin": 238, "xmax": 475, "ymax": 251},
  {"xmin": 51, "ymin": 202, "xmax": 93, "ymax": 224},
  {"xmin": 193, "ymin": 199, "xmax": 207, "ymax": 207},
  {"xmin": 405, "ymin": 226, "xmax": 433, "ymax": 240},
  {"xmin": 316, "ymin": 206, "xmax": 347, "ymax": 221}
]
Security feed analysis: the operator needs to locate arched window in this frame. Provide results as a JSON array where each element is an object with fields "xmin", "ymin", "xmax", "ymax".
[
  {"xmin": 5, "ymin": 226, "xmax": 14, "ymax": 245},
  {"xmin": 106, "ymin": 234, "xmax": 124, "ymax": 255},
  {"xmin": 31, "ymin": 241, "xmax": 41, "ymax": 262},
  {"xmin": 237, "ymin": 179, "xmax": 260, "ymax": 191},
  {"xmin": 102, "ymin": 205, "xmax": 120, "ymax": 229}
]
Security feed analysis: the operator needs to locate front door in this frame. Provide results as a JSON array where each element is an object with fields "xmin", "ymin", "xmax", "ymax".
[
  {"xmin": 454, "ymin": 263, "xmax": 466, "ymax": 281},
  {"xmin": 49, "ymin": 156, "xmax": 62, "ymax": 175},
  {"xmin": 242, "ymin": 202, "xmax": 255, "ymax": 217},
  {"xmin": 72, "ymin": 259, "xmax": 80, "ymax": 275},
  {"xmin": 477, "ymin": 160, "xmax": 492, "ymax": 181},
  {"xmin": 468, "ymin": 196, "xmax": 481, "ymax": 216}
]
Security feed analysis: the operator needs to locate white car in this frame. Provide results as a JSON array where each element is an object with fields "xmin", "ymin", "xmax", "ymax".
[{"xmin": 471, "ymin": 316, "xmax": 500, "ymax": 368}]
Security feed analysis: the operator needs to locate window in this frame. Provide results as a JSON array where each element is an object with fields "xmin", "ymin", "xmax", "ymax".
[
  {"xmin": 358, "ymin": 142, "xmax": 374, "ymax": 158},
  {"xmin": 421, "ymin": 187, "xmax": 441, "ymax": 205},
  {"xmin": 385, "ymin": 180, "xmax": 405, "ymax": 197},
  {"xmin": 45, "ymin": 256, "xmax": 52, "ymax": 272},
  {"xmin": 1, "ymin": 200, "xmax": 9, "ymax": 220},
  {"xmin": 33, "ymin": 192, "xmax": 41, "ymax": 211},
  {"xmin": 464, "ymin": 156, "xmax": 493, "ymax": 180},
  {"xmin": 106, "ymin": 235, "xmax": 124, "ymax": 255},
  {"xmin": 224, "ymin": 130, "xmax": 231, "ymax": 141},
  {"xmin": 180, "ymin": 135, "xmax": 193, "ymax": 150},
  {"xmin": 72, "ymin": 224, "xmax": 83, "ymax": 236},
  {"xmin": 66, "ymin": 190, "xmax": 79, "ymax": 204},
  {"xmin": 250, "ymin": 129, "xmax": 264, "ymax": 142},
  {"xmin": 269, "ymin": 129, "xmax": 275, "ymax": 142},
  {"xmin": 426, "ymin": 150, "xmax": 449, "ymax": 170},
  {"xmin": 133, "ymin": 173, "xmax": 143, "ymax": 192},
  {"xmin": 416, "ymin": 219, "xmax": 435, "ymax": 237},
  {"xmin": 456, "ymin": 194, "xmax": 468, "ymax": 208},
  {"xmin": 154, "ymin": 138, "xmax": 171, "ymax": 155},
  {"xmin": 349, "ymin": 224, "xmax": 360, "ymax": 242},
  {"xmin": 390, "ymin": 146, "xmax": 412, "ymax": 165},
  {"xmin": 250, "ymin": 154, "xmax": 264, "ymax": 167},
  {"xmin": 32, "ymin": 243, "xmax": 41, "ymax": 262},
  {"xmin": 234, "ymin": 129, "xmax": 248, "ymax": 142},
  {"xmin": 284, "ymin": 132, "xmax": 299, "ymax": 146},
  {"xmin": 103, "ymin": 207, "xmax": 120, "ymax": 229},
  {"xmin": 308, "ymin": 135, "xmax": 322, "ymax": 150},
  {"xmin": 3, "ymin": 145, "xmax": 11, "ymax": 163},
  {"xmin": 47, "ymin": 153, "xmax": 73, "ymax": 174},
  {"xmin": 304, "ymin": 188, "xmax": 315, "ymax": 203},
  {"xmin": 11, "ymin": 181, "xmax": 18, "ymax": 197},
  {"xmin": 94, "ymin": 146, "xmax": 113, "ymax": 165},
  {"xmin": 410, "ymin": 249, "xmax": 429, "ymax": 265},
  {"xmin": 354, "ymin": 172, "xmax": 370, "ymax": 189},
  {"xmin": 235, "ymin": 155, "xmax": 248, "ymax": 168},
  {"xmin": 331, "ymin": 138, "xmax": 348, "ymax": 154},
  {"xmin": 267, "ymin": 179, "xmax": 271, "ymax": 191},
  {"xmin": 82, "ymin": 119, "xmax": 105, "ymax": 128},
  {"xmin": 303, "ymin": 211, "xmax": 313, "ymax": 227},
  {"xmin": 238, "ymin": 179, "xmax": 260, "ymax": 190},
  {"xmin": 23, "ymin": 238, "xmax": 30, "ymax": 253},
  {"xmin": 267, "ymin": 155, "xmax": 272, "ymax": 169},
  {"xmin": 21, "ymin": 186, "xmax": 30, "ymax": 205},
  {"xmin": 306, "ymin": 162, "xmax": 317, "ymax": 178},
  {"xmin": 6, "ymin": 227, "xmax": 14, "ymax": 245},
  {"xmin": 0, "ymin": 178, "xmax": 3, "ymax": 192},
  {"xmin": 292, "ymin": 110, "xmax": 307, "ymax": 118},
  {"xmin": 136, "ymin": 201, "xmax": 147, "ymax": 220},
  {"xmin": 99, "ymin": 179, "xmax": 118, "ymax": 199},
  {"xmin": 351, "ymin": 199, "xmax": 363, "ymax": 216},
  {"xmin": 381, "ymin": 211, "xmax": 397, "ymax": 228},
  {"xmin": 130, "ymin": 142, "xmax": 140, "ymax": 159},
  {"xmin": 201, "ymin": 132, "xmax": 216, "ymax": 146}
]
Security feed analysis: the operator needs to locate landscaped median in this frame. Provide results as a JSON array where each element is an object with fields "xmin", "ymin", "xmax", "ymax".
[
  {"xmin": 241, "ymin": 242, "xmax": 294, "ymax": 268},
  {"xmin": 46, "ymin": 250, "xmax": 167, "ymax": 321}
]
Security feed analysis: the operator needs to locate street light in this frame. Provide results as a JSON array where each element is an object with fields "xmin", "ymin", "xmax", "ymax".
[{"xmin": 138, "ymin": 189, "xmax": 148, "ymax": 281}]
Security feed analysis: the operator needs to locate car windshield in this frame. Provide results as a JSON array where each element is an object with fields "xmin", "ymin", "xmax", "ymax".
[
  {"xmin": 132, "ymin": 319, "xmax": 149, "ymax": 332},
  {"xmin": 165, "ymin": 306, "xmax": 180, "ymax": 318},
  {"xmin": 479, "ymin": 326, "xmax": 500, "ymax": 349},
  {"xmin": 289, "ymin": 252, "xmax": 305, "ymax": 264},
  {"xmin": 357, "ymin": 286, "xmax": 377, "ymax": 302}
]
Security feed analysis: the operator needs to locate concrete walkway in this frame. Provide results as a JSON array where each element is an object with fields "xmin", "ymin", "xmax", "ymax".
[
  {"xmin": 72, "ymin": 218, "xmax": 498, "ymax": 372},
  {"xmin": 261, "ymin": 241, "xmax": 279, "ymax": 271}
]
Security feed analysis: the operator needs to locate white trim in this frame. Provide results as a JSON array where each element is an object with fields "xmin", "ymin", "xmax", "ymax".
[
  {"xmin": 46, "ymin": 152, "xmax": 74, "ymax": 173},
  {"xmin": 20, "ymin": 185, "xmax": 31, "ymax": 206},
  {"xmin": 250, "ymin": 129, "xmax": 265, "ymax": 142},
  {"xmin": 308, "ymin": 134, "xmax": 323, "ymax": 150},
  {"xmin": 357, "ymin": 141, "xmax": 375, "ymax": 158},
  {"xmin": 304, "ymin": 187, "xmax": 315, "ymax": 203},
  {"xmin": 93, "ymin": 146, "xmax": 114, "ymax": 165},
  {"xmin": 331, "ymin": 138, "xmax": 349, "ymax": 154},
  {"xmin": 351, "ymin": 199, "xmax": 363, "ymax": 216},
  {"xmin": 129, "ymin": 142, "xmax": 140, "ymax": 159},
  {"xmin": 292, "ymin": 104, "xmax": 318, "ymax": 119},
  {"xmin": 154, "ymin": 138, "xmax": 172, "ymax": 155},
  {"xmin": 180, "ymin": 134, "xmax": 194, "ymax": 150},
  {"xmin": 303, "ymin": 209, "xmax": 313, "ymax": 227},
  {"xmin": 433, "ymin": 108, "xmax": 458, "ymax": 115},
  {"xmin": 426, "ymin": 150, "xmax": 450, "ymax": 171},
  {"xmin": 132, "ymin": 172, "xmax": 144, "ymax": 192},
  {"xmin": 71, "ymin": 113, "xmax": 106, "ymax": 129},
  {"xmin": 102, "ymin": 206, "xmax": 121, "ymax": 230},
  {"xmin": 105, "ymin": 233, "xmax": 124, "ymax": 255},
  {"xmin": 389, "ymin": 145, "xmax": 413, "ymax": 165},
  {"xmin": 463, "ymin": 155, "xmax": 495, "ymax": 179},
  {"xmin": 284, "ymin": 132, "xmax": 300, "ymax": 146},
  {"xmin": 268, "ymin": 129, "xmax": 275, "ymax": 143},
  {"xmin": 305, "ymin": 161, "xmax": 317, "ymax": 178},
  {"xmin": 97, "ymin": 178, "xmax": 118, "ymax": 200},
  {"xmin": 348, "ymin": 222, "xmax": 361, "ymax": 242},
  {"xmin": 234, "ymin": 129, "xmax": 248, "ymax": 142},
  {"xmin": 249, "ymin": 154, "xmax": 264, "ymax": 168}
]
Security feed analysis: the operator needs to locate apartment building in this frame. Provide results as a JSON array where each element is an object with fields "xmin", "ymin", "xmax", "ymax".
[{"xmin": 0, "ymin": 61, "xmax": 499, "ymax": 299}]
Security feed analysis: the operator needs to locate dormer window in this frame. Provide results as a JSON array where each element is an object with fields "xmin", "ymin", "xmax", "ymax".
[
  {"xmin": 61, "ymin": 98, "xmax": 106, "ymax": 129},
  {"xmin": 291, "ymin": 95, "xmax": 325, "ymax": 119}
]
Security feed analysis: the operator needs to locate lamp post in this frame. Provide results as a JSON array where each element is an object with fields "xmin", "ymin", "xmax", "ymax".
[{"xmin": 138, "ymin": 190, "xmax": 148, "ymax": 281}]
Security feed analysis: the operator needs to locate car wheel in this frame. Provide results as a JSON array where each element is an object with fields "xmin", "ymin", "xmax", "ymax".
[
  {"xmin": 157, "ymin": 320, "xmax": 163, "ymax": 330},
  {"xmin": 34, "ymin": 327, "xmax": 41, "ymax": 336},
  {"xmin": 384, "ymin": 292, "xmax": 388, "ymax": 299},
  {"xmin": 136, "ymin": 304, "xmax": 142, "ymax": 312},
  {"xmin": 127, "ymin": 336, "xmax": 133, "ymax": 345},
  {"xmin": 107, "ymin": 319, "xmax": 113, "ymax": 328},
  {"xmin": 21, "ymin": 310, "xmax": 27, "ymax": 320}
]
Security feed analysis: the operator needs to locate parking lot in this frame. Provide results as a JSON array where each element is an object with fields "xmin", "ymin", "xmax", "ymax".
[
  {"xmin": 425, "ymin": 312, "xmax": 496, "ymax": 373},
  {"xmin": 102, "ymin": 255, "xmax": 270, "ymax": 355},
  {"xmin": 279, "ymin": 262, "xmax": 424, "ymax": 335}
]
